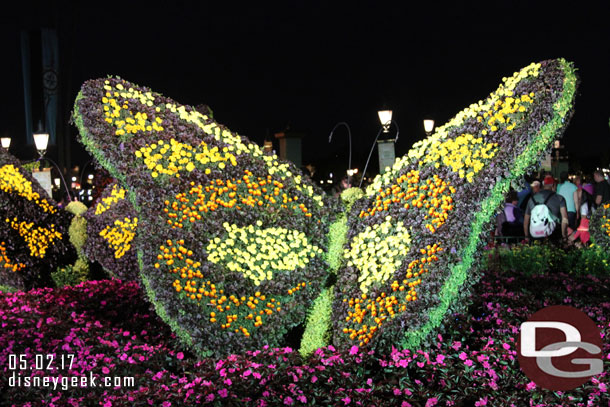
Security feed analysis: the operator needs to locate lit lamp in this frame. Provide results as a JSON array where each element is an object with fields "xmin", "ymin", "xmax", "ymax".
[
  {"xmin": 423, "ymin": 119, "xmax": 435, "ymax": 136},
  {"xmin": 54, "ymin": 178, "xmax": 60, "ymax": 188},
  {"xmin": 1, "ymin": 137, "xmax": 11, "ymax": 150},
  {"xmin": 33, "ymin": 132, "xmax": 50, "ymax": 157},
  {"xmin": 378, "ymin": 110, "xmax": 393, "ymax": 133}
]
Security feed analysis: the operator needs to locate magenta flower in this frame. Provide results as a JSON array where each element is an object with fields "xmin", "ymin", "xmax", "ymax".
[
  {"xmin": 526, "ymin": 381, "xmax": 536, "ymax": 391},
  {"xmin": 176, "ymin": 352, "xmax": 183, "ymax": 360},
  {"xmin": 425, "ymin": 397, "xmax": 438, "ymax": 407},
  {"xmin": 458, "ymin": 352, "xmax": 467, "ymax": 360},
  {"xmin": 284, "ymin": 396, "xmax": 294, "ymax": 405},
  {"xmin": 349, "ymin": 345, "xmax": 359, "ymax": 355},
  {"xmin": 218, "ymin": 388, "xmax": 228, "ymax": 398},
  {"xmin": 342, "ymin": 397, "xmax": 351, "ymax": 405}
]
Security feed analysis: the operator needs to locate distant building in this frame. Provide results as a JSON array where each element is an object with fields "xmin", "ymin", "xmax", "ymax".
[{"xmin": 274, "ymin": 129, "xmax": 303, "ymax": 168}]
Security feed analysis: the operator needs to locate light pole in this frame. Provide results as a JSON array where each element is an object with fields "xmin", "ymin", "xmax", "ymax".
[
  {"xmin": 1, "ymin": 137, "xmax": 11, "ymax": 151},
  {"xmin": 360, "ymin": 111, "xmax": 400, "ymax": 188},
  {"xmin": 423, "ymin": 119, "xmax": 435, "ymax": 136},
  {"xmin": 32, "ymin": 130, "xmax": 72, "ymax": 202},
  {"xmin": 328, "ymin": 122, "xmax": 353, "ymax": 186}
]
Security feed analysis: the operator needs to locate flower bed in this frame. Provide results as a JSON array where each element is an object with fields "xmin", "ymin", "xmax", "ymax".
[
  {"xmin": 0, "ymin": 149, "xmax": 75, "ymax": 289},
  {"xmin": 1, "ymin": 257, "xmax": 608, "ymax": 406},
  {"xmin": 83, "ymin": 182, "xmax": 139, "ymax": 281},
  {"xmin": 331, "ymin": 59, "xmax": 578, "ymax": 352},
  {"xmin": 73, "ymin": 78, "xmax": 339, "ymax": 357}
]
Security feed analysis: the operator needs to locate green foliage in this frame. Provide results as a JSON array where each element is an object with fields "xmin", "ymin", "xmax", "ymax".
[
  {"xmin": 299, "ymin": 287, "xmax": 334, "ymax": 357},
  {"xmin": 66, "ymin": 201, "xmax": 88, "ymax": 216},
  {"xmin": 340, "ymin": 187, "xmax": 364, "ymax": 212},
  {"xmin": 21, "ymin": 161, "xmax": 40, "ymax": 172},
  {"xmin": 68, "ymin": 215, "xmax": 88, "ymax": 253},
  {"xmin": 52, "ymin": 258, "xmax": 90, "ymax": 288},
  {"xmin": 0, "ymin": 284, "xmax": 18, "ymax": 293},
  {"xmin": 488, "ymin": 243, "xmax": 610, "ymax": 276},
  {"xmin": 589, "ymin": 203, "xmax": 610, "ymax": 251}
]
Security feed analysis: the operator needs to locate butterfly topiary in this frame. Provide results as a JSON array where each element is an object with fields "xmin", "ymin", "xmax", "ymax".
[
  {"xmin": 0, "ymin": 149, "xmax": 76, "ymax": 289},
  {"xmin": 328, "ymin": 58, "xmax": 577, "ymax": 352},
  {"xmin": 83, "ymin": 181, "xmax": 139, "ymax": 281},
  {"xmin": 73, "ymin": 79, "xmax": 339, "ymax": 357},
  {"xmin": 73, "ymin": 58, "xmax": 577, "ymax": 358}
]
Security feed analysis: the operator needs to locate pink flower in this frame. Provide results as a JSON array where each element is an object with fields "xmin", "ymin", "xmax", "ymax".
[
  {"xmin": 176, "ymin": 352, "xmax": 184, "ymax": 360},
  {"xmin": 526, "ymin": 381, "xmax": 536, "ymax": 391},
  {"xmin": 464, "ymin": 359, "xmax": 473, "ymax": 367},
  {"xmin": 436, "ymin": 354, "xmax": 445, "ymax": 364},
  {"xmin": 284, "ymin": 396, "xmax": 294, "ymax": 405},
  {"xmin": 218, "ymin": 389, "xmax": 228, "ymax": 398},
  {"xmin": 475, "ymin": 397, "xmax": 488, "ymax": 406},
  {"xmin": 297, "ymin": 395, "xmax": 307, "ymax": 403},
  {"xmin": 162, "ymin": 402, "xmax": 171, "ymax": 407},
  {"xmin": 451, "ymin": 341, "xmax": 462, "ymax": 350},
  {"xmin": 502, "ymin": 343, "xmax": 511, "ymax": 350},
  {"xmin": 311, "ymin": 376, "xmax": 317, "ymax": 383},
  {"xmin": 349, "ymin": 345, "xmax": 359, "ymax": 355},
  {"xmin": 102, "ymin": 367, "xmax": 110, "ymax": 374},
  {"xmin": 224, "ymin": 379, "xmax": 232, "ymax": 386},
  {"xmin": 394, "ymin": 389, "xmax": 401, "ymax": 396},
  {"xmin": 599, "ymin": 382, "xmax": 607, "ymax": 392},
  {"xmin": 458, "ymin": 352, "xmax": 467, "ymax": 360},
  {"xmin": 401, "ymin": 402, "xmax": 412, "ymax": 407},
  {"xmin": 342, "ymin": 397, "xmax": 351, "ymax": 405},
  {"xmin": 425, "ymin": 397, "xmax": 438, "ymax": 407}
]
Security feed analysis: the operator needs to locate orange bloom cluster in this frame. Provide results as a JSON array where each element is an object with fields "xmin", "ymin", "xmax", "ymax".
[
  {"xmin": 163, "ymin": 171, "xmax": 310, "ymax": 229},
  {"xmin": 157, "ymin": 239, "xmax": 288, "ymax": 337},
  {"xmin": 360, "ymin": 171, "xmax": 455, "ymax": 234},
  {"xmin": 287, "ymin": 281, "xmax": 307, "ymax": 295},
  {"xmin": 0, "ymin": 242, "xmax": 25, "ymax": 272},
  {"xmin": 342, "ymin": 243, "xmax": 443, "ymax": 346}
]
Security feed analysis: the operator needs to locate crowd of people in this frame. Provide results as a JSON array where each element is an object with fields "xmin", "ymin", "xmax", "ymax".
[{"xmin": 495, "ymin": 170, "xmax": 610, "ymax": 246}]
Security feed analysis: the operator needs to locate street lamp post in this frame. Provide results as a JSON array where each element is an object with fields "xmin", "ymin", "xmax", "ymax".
[
  {"xmin": 32, "ymin": 131, "xmax": 72, "ymax": 202},
  {"xmin": 360, "ymin": 111, "xmax": 400, "ymax": 188},
  {"xmin": 328, "ymin": 122, "xmax": 353, "ymax": 186}
]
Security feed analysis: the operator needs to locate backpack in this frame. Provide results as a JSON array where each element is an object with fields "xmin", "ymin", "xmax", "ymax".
[{"xmin": 529, "ymin": 193, "xmax": 558, "ymax": 238}]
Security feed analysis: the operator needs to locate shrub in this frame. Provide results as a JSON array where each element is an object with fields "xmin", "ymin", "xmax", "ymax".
[
  {"xmin": 83, "ymin": 182, "xmax": 139, "ymax": 281},
  {"xmin": 331, "ymin": 59, "xmax": 578, "ymax": 353},
  {"xmin": 590, "ymin": 202, "xmax": 610, "ymax": 251},
  {"xmin": 0, "ymin": 149, "xmax": 75, "ymax": 289},
  {"xmin": 73, "ymin": 77, "xmax": 339, "ymax": 357}
]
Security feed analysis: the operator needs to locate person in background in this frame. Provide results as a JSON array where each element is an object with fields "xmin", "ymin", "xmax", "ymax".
[
  {"xmin": 557, "ymin": 171, "xmax": 578, "ymax": 230},
  {"xmin": 593, "ymin": 170, "xmax": 610, "ymax": 208},
  {"xmin": 496, "ymin": 190, "xmax": 524, "ymax": 238},
  {"xmin": 523, "ymin": 175, "xmax": 569, "ymax": 244},
  {"xmin": 568, "ymin": 183, "xmax": 595, "ymax": 246},
  {"xmin": 519, "ymin": 179, "xmax": 541, "ymax": 212}
]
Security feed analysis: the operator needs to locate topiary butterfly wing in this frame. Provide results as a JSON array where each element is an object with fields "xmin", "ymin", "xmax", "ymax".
[
  {"xmin": 0, "ymin": 149, "xmax": 76, "ymax": 289},
  {"xmin": 73, "ymin": 77, "xmax": 339, "ymax": 357},
  {"xmin": 330, "ymin": 59, "xmax": 577, "ymax": 352}
]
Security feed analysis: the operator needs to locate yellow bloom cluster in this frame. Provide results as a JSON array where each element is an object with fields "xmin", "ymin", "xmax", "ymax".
[
  {"xmin": 94, "ymin": 184, "xmax": 126, "ymax": 215},
  {"xmin": 479, "ymin": 92, "xmax": 535, "ymax": 133},
  {"xmin": 0, "ymin": 241, "xmax": 25, "ymax": 272},
  {"xmin": 102, "ymin": 81, "xmax": 164, "ymax": 137},
  {"xmin": 0, "ymin": 165, "xmax": 56, "ymax": 213},
  {"xmin": 99, "ymin": 217, "xmax": 138, "ymax": 259},
  {"xmin": 423, "ymin": 134, "xmax": 498, "ymax": 182},
  {"xmin": 601, "ymin": 204, "xmax": 610, "ymax": 237},
  {"xmin": 206, "ymin": 222, "xmax": 322, "ymax": 286},
  {"xmin": 100, "ymin": 79, "xmax": 325, "ymax": 207},
  {"xmin": 344, "ymin": 218, "xmax": 411, "ymax": 294},
  {"xmin": 367, "ymin": 62, "xmax": 542, "ymax": 195},
  {"xmin": 135, "ymin": 139, "xmax": 237, "ymax": 178},
  {"xmin": 6, "ymin": 218, "xmax": 62, "ymax": 258}
]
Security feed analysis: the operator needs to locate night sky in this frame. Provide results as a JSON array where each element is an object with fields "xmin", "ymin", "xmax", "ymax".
[{"xmin": 1, "ymin": 1, "xmax": 609, "ymax": 176}]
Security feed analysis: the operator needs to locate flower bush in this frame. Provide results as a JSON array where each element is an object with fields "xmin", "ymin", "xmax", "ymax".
[
  {"xmin": 51, "ymin": 201, "xmax": 91, "ymax": 287},
  {"xmin": 83, "ymin": 182, "xmax": 139, "ymax": 281},
  {"xmin": 0, "ymin": 149, "xmax": 75, "ymax": 289},
  {"xmin": 332, "ymin": 59, "xmax": 578, "ymax": 352},
  {"xmin": 0, "ymin": 254, "xmax": 607, "ymax": 406},
  {"xmin": 590, "ymin": 203, "xmax": 610, "ymax": 250},
  {"xmin": 73, "ymin": 77, "xmax": 338, "ymax": 357}
]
